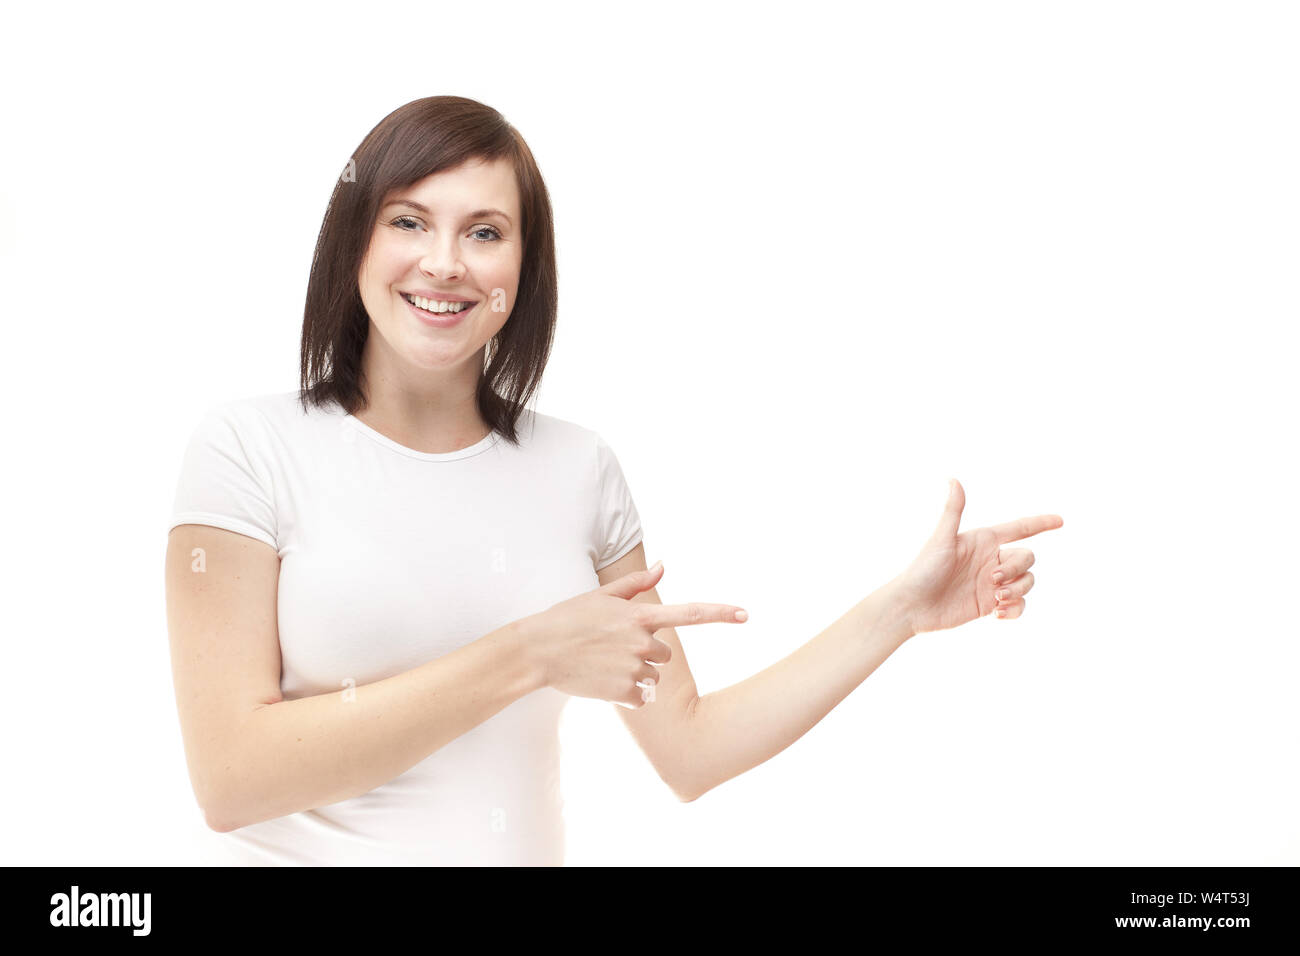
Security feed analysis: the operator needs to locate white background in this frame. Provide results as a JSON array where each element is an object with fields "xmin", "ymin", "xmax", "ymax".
[{"xmin": 2, "ymin": 0, "xmax": 1296, "ymax": 866}]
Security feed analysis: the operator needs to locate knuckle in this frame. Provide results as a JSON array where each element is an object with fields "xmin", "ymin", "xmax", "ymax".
[{"xmin": 688, "ymin": 604, "xmax": 703, "ymax": 624}]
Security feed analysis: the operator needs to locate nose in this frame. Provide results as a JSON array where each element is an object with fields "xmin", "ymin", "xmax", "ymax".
[{"xmin": 418, "ymin": 232, "xmax": 466, "ymax": 282}]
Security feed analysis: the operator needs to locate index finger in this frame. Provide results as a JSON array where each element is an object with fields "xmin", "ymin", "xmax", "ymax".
[
  {"xmin": 990, "ymin": 514, "xmax": 1064, "ymax": 546},
  {"xmin": 639, "ymin": 602, "xmax": 748, "ymax": 630}
]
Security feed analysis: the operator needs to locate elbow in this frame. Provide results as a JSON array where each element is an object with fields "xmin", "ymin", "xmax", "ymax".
[
  {"xmin": 669, "ymin": 698, "xmax": 709, "ymax": 803},
  {"xmin": 194, "ymin": 765, "xmax": 246, "ymax": 834},
  {"xmin": 195, "ymin": 713, "xmax": 270, "ymax": 834},
  {"xmin": 204, "ymin": 807, "xmax": 238, "ymax": 833},
  {"xmin": 668, "ymin": 771, "xmax": 708, "ymax": 804},
  {"xmin": 200, "ymin": 779, "xmax": 261, "ymax": 833},
  {"xmin": 654, "ymin": 757, "xmax": 703, "ymax": 803},
  {"xmin": 675, "ymin": 781, "xmax": 712, "ymax": 803},
  {"xmin": 202, "ymin": 790, "xmax": 255, "ymax": 833},
  {"xmin": 197, "ymin": 785, "xmax": 238, "ymax": 832},
  {"xmin": 199, "ymin": 784, "xmax": 244, "ymax": 833}
]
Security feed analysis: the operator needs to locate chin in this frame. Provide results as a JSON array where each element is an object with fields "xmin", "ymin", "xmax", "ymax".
[{"xmin": 399, "ymin": 341, "xmax": 478, "ymax": 371}]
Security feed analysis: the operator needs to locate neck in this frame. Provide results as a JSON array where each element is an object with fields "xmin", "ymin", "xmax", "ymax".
[{"xmin": 355, "ymin": 337, "xmax": 491, "ymax": 454}]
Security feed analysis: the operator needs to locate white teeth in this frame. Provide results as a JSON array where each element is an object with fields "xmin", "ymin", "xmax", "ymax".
[{"xmin": 406, "ymin": 294, "xmax": 471, "ymax": 314}]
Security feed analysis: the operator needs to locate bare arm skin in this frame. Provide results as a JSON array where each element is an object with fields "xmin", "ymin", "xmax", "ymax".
[
  {"xmin": 597, "ymin": 482, "xmax": 1062, "ymax": 802},
  {"xmin": 165, "ymin": 524, "xmax": 544, "ymax": 832},
  {"xmin": 170, "ymin": 480, "xmax": 1059, "ymax": 825},
  {"xmin": 596, "ymin": 542, "xmax": 912, "ymax": 802}
]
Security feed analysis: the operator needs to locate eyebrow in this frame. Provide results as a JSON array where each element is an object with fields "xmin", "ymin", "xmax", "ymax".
[{"xmin": 383, "ymin": 199, "xmax": 513, "ymax": 226}]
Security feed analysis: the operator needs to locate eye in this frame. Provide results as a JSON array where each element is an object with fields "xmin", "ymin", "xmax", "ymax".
[{"xmin": 388, "ymin": 217, "xmax": 502, "ymax": 243}]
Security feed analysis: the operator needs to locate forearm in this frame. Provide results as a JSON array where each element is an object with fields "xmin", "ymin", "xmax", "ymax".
[
  {"xmin": 206, "ymin": 622, "xmax": 544, "ymax": 831},
  {"xmin": 675, "ymin": 578, "xmax": 915, "ymax": 802}
]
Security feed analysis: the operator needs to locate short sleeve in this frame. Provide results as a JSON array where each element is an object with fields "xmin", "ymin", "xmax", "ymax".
[
  {"xmin": 593, "ymin": 434, "xmax": 644, "ymax": 571},
  {"xmin": 168, "ymin": 403, "xmax": 278, "ymax": 550}
]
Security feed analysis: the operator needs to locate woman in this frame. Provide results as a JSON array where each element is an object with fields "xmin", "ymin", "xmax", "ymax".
[{"xmin": 165, "ymin": 95, "xmax": 1063, "ymax": 866}]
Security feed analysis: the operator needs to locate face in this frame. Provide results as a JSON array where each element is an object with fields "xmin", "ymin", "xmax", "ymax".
[{"xmin": 358, "ymin": 156, "xmax": 523, "ymax": 381}]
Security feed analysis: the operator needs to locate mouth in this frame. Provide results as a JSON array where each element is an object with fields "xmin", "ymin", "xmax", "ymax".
[
  {"xmin": 400, "ymin": 292, "xmax": 477, "ymax": 316},
  {"xmin": 400, "ymin": 293, "xmax": 478, "ymax": 329}
]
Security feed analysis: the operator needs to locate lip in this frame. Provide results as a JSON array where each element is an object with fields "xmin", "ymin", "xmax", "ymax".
[
  {"xmin": 401, "ymin": 290, "xmax": 476, "ymax": 303},
  {"xmin": 402, "ymin": 293, "xmax": 474, "ymax": 328}
]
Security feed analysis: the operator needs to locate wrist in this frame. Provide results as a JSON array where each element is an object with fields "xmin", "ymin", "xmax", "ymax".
[
  {"xmin": 503, "ymin": 614, "xmax": 552, "ymax": 693},
  {"xmin": 878, "ymin": 576, "xmax": 919, "ymax": 645}
]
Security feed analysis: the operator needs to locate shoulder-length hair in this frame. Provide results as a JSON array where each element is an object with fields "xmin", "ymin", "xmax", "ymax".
[{"xmin": 298, "ymin": 95, "xmax": 557, "ymax": 446}]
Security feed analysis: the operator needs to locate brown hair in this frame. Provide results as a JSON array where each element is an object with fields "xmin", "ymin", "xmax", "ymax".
[{"xmin": 298, "ymin": 95, "xmax": 557, "ymax": 446}]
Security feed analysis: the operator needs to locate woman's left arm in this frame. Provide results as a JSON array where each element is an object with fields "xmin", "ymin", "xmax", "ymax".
[{"xmin": 599, "ymin": 480, "xmax": 1063, "ymax": 802}]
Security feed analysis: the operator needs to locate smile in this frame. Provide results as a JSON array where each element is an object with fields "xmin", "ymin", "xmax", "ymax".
[
  {"xmin": 401, "ymin": 293, "xmax": 475, "ymax": 314},
  {"xmin": 401, "ymin": 293, "xmax": 476, "ymax": 328}
]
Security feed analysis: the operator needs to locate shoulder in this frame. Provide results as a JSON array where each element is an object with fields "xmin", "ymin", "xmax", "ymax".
[
  {"xmin": 179, "ymin": 390, "xmax": 322, "ymax": 473},
  {"xmin": 194, "ymin": 389, "xmax": 328, "ymax": 440},
  {"xmin": 514, "ymin": 408, "xmax": 606, "ymax": 459},
  {"xmin": 238, "ymin": 389, "xmax": 328, "ymax": 428}
]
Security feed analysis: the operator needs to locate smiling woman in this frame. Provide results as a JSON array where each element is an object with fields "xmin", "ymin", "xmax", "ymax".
[
  {"xmin": 353, "ymin": 157, "xmax": 524, "ymax": 435},
  {"xmin": 166, "ymin": 96, "xmax": 642, "ymax": 866},
  {"xmin": 298, "ymin": 96, "xmax": 558, "ymax": 448},
  {"xmin": 164, "ymin": 94, "xmax": 1062, "ymax": 869}
]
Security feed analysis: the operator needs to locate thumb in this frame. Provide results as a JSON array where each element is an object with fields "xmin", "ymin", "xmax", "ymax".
[
  {"xmin": 931, "ymin": 478, "xmax": 964, "ymax": 541},
  {"xmin": 600, "ymin": 559, "xmax": 664, "ymax": 599}
]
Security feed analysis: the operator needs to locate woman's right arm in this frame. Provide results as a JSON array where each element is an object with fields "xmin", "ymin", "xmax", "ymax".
[{"xmin": 165, "ymin": 524, "xmax": 546, "ymax": 833}]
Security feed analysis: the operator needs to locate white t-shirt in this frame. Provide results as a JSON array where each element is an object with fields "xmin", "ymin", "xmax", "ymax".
[{"xmin": 167, "ymin": 389, "xmax": 643, "ymax": 865}]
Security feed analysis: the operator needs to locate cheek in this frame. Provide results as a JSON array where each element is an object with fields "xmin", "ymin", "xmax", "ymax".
[
  {"xmin": 487, "ymin": 258, "xmax": 522, "ymax": 308},
  {"xmin": 358, "ymin": 248, "xmax": 391, "ymax": 294},
  {"xmin": 377, "ymin": 250, "xmax": 409, "ymax": 282}
]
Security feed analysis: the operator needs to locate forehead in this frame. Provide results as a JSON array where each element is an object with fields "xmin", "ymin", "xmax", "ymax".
[{"xmin": 384, "ymin": 156, "xmax": 520, "ymax": 218}]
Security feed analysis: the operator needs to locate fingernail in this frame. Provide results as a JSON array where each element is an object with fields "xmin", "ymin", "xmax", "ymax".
[
  {"xmin": 995, "ymin": 608, "xmax": 1006, "ymax": 618},
  {"xmin": 992, "ymin": 571, "xmax": 1004, "ymax": 585},
  {"xmin": 734, "ymin": 609, "xmax": 748, "ymax": 622},
  {"xmin": 650, "ymin": 560, "xmax": 663, "ymax": 572},
  {"xmin": 996, "ymin": 590, "xmax": 1008, "ymax": 602}
]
